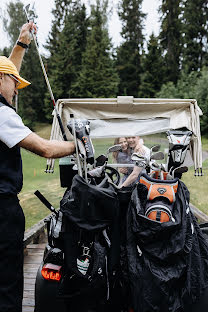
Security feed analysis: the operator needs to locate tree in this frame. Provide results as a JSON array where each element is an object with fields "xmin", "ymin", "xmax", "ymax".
[
  {"xmin": 159, "ymin": 0, "xmax": 182, "ymax": 84},
  {"xmin": 139, "ymin": 34, "xmax": 166, "ymax": 97},
  {"xmin": 193, "ymin": 68, "xmax": 208, "ymax": 135},
  {"xmin": 46, "ymin": 0, "xmax": 73, "ymax": 58},
  {"xmin": 0, "ymin": 47, "xmax": 10, "ymax": 57},
  {"xmin": 3, "ymin": 1, "xmax": 26, "ymax": 47},
  {"xmin": 47, "ymin": 2, "xmax": 88, "ymax": 99},
  {"xmin": 43, "ymin": 0, "xmax": 88, "ymax": 120},
  {"xmin": 156, "ymin": 70, "xmax": 199, "ymax": 99},
  {"xmin": 70, "ymin": 0, "xmax": 119, "ymax": 98},
  {"xmin": 181, "ymin": 0, "xmax": 208, "ymax": 73},
  {"xmin": 156, "ymin": 69, "xmax": 208, "ymax": 135},
  {"xmin": 116, "ymin": 0, "xmax": 146, "ymax": 96},
  {"xmin": 2, "ymin": 0, "xmax": 46, "ymax": 128}
]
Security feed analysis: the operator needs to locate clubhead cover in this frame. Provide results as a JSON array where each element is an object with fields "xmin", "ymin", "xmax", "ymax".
[{"xmin": 67, "ymin": 119, "xmax": 94, "ymax": 165}]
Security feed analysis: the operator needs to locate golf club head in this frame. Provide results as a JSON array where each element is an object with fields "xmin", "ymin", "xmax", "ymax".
[
  {"xmin": 131, "ymin": 153, "xmax": 147, "ymax": 162},
  {"xmin": 107, "ymin": 144, "xmax": 122, "ymax": 154},
  {"xmin": 24, "ymin": 2, "xmax": 35, "ymax": 14},
  {"xmin": 150, "ymin": 161, "xmax": 160, "ymax": 169},
  {"xmin": 172, "ymin": 166, "xmax": 188, "ymax": 178},
  {"xmin": 150, "ymin": 151, "xmax": 165, "ymax": 161},
  {"xmin": 24, "ymin": 3, "xmax": 35, "ymax": 39},
  {"xmin": 88, "ymin": 165, "xmax": 105, "ymax": 178},
  {"xmin": 95, "ymin": 154, "xmax": 107, "ymax": 167},
  {"xmin": 151, "ymin": 145, "xmax": 161, "ymax": 153},
  {"xmin": 24, "ymin": 4, "xmax": 32, "ymax": 21}
]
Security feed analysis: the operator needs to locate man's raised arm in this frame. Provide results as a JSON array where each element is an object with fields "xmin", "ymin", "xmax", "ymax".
[{"xmin": 9, "ymin": 22, "xmax": 37, "ymax": 72}]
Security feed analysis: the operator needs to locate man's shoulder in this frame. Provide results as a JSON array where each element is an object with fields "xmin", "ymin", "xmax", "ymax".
[{"xmin": 0, "ymin": 104, "xmax": 17, "ymax": 122}]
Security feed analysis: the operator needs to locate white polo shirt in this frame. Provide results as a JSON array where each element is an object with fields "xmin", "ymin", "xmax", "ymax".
[{"xmin": 0, "ymin": 106, "xmax": 32, "ymax": 148}]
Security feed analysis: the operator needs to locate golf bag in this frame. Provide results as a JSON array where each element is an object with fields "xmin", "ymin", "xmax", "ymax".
[
  {"xmin": 54, "ymin": 174, "xmax": 121, "ymax": 310},
  {"xmin": 126, "ymin": 173, "xmax": 208, "ymax": 312},
  {"xmin": 166, "ymin": 129, "xmax": 192, "ymax": 174}
]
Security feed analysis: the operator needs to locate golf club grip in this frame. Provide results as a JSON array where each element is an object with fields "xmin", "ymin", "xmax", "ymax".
[{"xmin": 34, "ymin": 190, "xmax": 56, "ymax": 214}]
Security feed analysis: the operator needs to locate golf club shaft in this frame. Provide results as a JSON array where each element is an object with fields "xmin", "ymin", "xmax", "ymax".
[
  {"xmin": 24, "ymin": 7, "xmax": 67, "ymax": 141},
  {"xmin": 71, "ymin": 115, "xmax": 83, "ymax": 177}
]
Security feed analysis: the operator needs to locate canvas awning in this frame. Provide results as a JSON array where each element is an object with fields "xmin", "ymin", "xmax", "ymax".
[{"xmin": 48, "ymin": 96, "xmax": 203, "ymax": 172}]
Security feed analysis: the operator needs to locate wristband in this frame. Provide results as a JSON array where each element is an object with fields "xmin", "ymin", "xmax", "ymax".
[{"xmin": 16, "ymin": 41, "xmax": 29, "ymax": 49}]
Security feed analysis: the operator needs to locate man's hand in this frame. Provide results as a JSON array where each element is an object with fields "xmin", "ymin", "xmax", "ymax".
[
  {"xmin": 9, "ymin": 22, "xmax": 37, "ymax": 72},
  {"xmin": 18, "ymin": 21, "xmax": 37, "ymax": 45}
]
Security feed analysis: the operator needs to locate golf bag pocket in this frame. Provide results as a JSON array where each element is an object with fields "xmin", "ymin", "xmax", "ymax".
[
  {"xmin": 140, "ymin": 173, "xmax": 178, "ymax": 203},
  {"xmin": 145, "ymin": 200, "xmax": 175, "ymax": 223},
  {"xmin": 58, "ymin": 238, "xmax": 108, "ymax": 303},
  {"xmin": 138, "ymin": 174, "xmax": 178, "ymax": 224},
  {"xmin": 59, "ymin": 175, "xmax": 120, "ymax": 303}
]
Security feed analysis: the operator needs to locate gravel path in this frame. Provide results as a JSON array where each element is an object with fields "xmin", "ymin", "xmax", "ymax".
[{"xmin": 183, "ymin": 150, "xmax": 208, "ymax": 167}]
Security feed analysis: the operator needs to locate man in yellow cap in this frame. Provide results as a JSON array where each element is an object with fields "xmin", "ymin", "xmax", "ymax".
[{"xmin": 0, "ymin": 23, "xmax": 75, "ymax": 312}]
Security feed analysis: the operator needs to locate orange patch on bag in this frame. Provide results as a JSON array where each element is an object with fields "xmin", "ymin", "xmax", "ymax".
[
  {"xmin": 147, "ymin": 210, "xmax": 170, "ymax": 222},
  {"xmin": 151, "ymin": 171, "xmax": 170, "ymax": 180},
  {"xmin": 140, "ymin": 176, "xmax": 178, "ymax": 203}
]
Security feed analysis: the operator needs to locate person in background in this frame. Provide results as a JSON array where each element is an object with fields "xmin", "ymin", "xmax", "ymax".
[
  {"xmin": 0, "ymin": 22, "xmax": 75, "ymax": 312},
  {"xmin": 113, "ymin": 137, "xmax": 133, "ymax": 183},
  {"xmin": 120, "ymin": 136, "xmax": 150, "ymax": 188}
]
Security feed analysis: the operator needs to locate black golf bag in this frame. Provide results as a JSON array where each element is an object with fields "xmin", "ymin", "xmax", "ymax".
[
  {"xmin": 126, "ymin": 173, "xmax": 208, "ymax": 312},
  {"xmin": 50, "ymin": 174, "xmax": 123, "ymax": 311}
]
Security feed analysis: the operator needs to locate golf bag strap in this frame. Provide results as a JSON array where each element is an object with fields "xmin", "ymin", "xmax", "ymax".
[{"xmin": 64, "ymin": 229, "xmax": 80, "ymax": 272}]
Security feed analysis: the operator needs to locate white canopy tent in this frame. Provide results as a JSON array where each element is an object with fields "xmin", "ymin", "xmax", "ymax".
[{"xmin": 48, "ymin": 96, "xmax": 203, "ymax": 172}]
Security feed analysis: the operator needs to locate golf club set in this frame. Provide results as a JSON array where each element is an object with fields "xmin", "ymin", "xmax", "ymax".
[
  {"xmin": 34, "ymin": 120, "xmax": 203, "ymax": 310},
  {"xmin": 131, "ymin": 129, "xmax": 191, "ymax": 181},
  {"xmin": 34, "ymin": 124, "xmax": 208, "ymax": 312}
]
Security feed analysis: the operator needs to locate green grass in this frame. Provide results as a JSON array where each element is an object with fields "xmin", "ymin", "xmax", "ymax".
[
  {"xmin": 182, "ymin": 158, "xmax": 208, "ymax": 215},
  {"xmin": 202, "ymin": 136, "xmax": 208, "ymax": 151},
  {"xmin": 20, "ymin": 149, "xmax": 63, "ymax": 229},
  {"xmin": 19, "ymin": 123, "xmax": 63, "ymax": 229},
  {"xmin": 19, "ymin": 125, "xmax": 208, "ymax": 229}
]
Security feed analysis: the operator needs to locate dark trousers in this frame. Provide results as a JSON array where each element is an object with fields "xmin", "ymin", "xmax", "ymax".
[{"xmin": 0, "ymin": 195, "xmax": 25, "ymax": 312}]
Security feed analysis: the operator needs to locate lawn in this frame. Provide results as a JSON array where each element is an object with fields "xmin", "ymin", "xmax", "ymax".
[
  {"xmin": 19, "ymin": 123, "xmax": 62, "ymax": 229},
  {"xmin": 182, "ymin": 158, "xmax": 208, "ymax": 215},
  {"xmin": 20, "ymin": 125, "xmax": 208, "ymax": 229}
]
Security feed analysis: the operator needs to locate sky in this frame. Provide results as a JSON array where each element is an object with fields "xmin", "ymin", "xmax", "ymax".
[{"xmin": 0, "ymin": 0, "xmax": 160, "ymax": 55}]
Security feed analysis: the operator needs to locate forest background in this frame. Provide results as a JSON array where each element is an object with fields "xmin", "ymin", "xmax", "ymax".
[{"xmin": 1, "ymin": 0, "xmax": 208, "ymax": 136}]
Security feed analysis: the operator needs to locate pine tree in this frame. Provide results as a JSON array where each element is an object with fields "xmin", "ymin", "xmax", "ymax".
[
  {"xmin": 70, "ymin": 0, "xmax": 119, "ymax": 98},
  {"xmin": 139, "ymin": 34, "xmax": 166, "ymax": 97},
  {"xmin": 43, "ymin": 0, "xmax": 88, "ymax": 120},
  {"xmin": 46, "ymin": 0, "xmax": 73, "ymax": 58},
  {"xmin": 2, "ymin": 0, "xmax": 26, "ymax": 46},
  {"xmin": 159, "ymin": 0, "xmax": 182, "ymax": 83},
  {"xmin": 0, "ymin": 47, "xmax": 10, "ymax": 57},
  {"xmin": 2, "ymin": 0, "xmax": 46, "ymax": 128},
  {"xmin": 116, "ymin": 0, "xmax": 146, "ymax": 96},
  {"xmin": 181, "ymin": 0, "xmax": 208, "ymax": 73},
  {"xmin": 48, "ymin": 2, "xmax": 88, "ymax": 99}
]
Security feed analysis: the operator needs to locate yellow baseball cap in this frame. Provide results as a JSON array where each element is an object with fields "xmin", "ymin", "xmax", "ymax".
[{"xmin": 0, "ymin": 56, "xmax": 31, "ymax": 89}]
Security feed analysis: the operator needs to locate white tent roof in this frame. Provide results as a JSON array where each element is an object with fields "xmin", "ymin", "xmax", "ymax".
[{"xmin": 48, "ymin": 96, "xmax": 203, "ymax": 171}]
